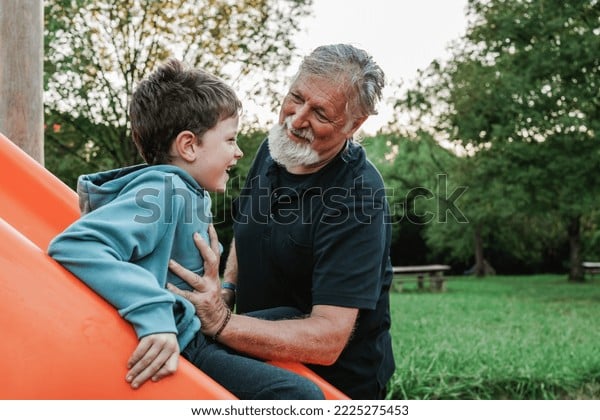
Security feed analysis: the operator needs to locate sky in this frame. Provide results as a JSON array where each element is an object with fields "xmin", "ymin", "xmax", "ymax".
[{"xmin": 245, "ymin": 0, "xmax": 470, "ymax": 135}]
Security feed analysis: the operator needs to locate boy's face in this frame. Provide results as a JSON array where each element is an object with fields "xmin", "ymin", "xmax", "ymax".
[{"xmin": 192, "ymin": 115, "xmax": 242, "ymax": 193}]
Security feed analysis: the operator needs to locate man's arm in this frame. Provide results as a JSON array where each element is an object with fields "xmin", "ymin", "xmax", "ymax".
[
  {"xmin": 221, "ymin": 239, "xmax": 237, "ymax": 309},
  {"xmin": 218, "ymin": 304, "xmax": 357, "ymax": 365},
  {"xmin": 167, "ymin": 226, "xmax": 357, "ymax": 365},
  {"xmin": 223, "ymin": 238, "xmax": 238, "ymax": 284}
]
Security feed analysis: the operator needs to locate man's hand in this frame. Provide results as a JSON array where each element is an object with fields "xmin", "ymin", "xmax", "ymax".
[
  {"xmin": 126, "ymin": 332, "xmax": 179, "ymax": 389},
  {"xmin": 167, "ymin": 225, "xmax": 230, "ymax": 336}
]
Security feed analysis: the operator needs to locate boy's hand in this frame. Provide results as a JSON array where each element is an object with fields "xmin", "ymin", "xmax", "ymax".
[{"xmin": 126, "ymin": 332, "xmax": 179, "ymax": 389}]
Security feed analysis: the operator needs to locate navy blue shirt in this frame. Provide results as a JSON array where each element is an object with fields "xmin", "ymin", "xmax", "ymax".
[{"xmin": 233, "ymin": 139, "xmax": 395, "ymax": 399}]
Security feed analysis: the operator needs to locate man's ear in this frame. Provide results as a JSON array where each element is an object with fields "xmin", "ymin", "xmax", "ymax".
[
  {"xmin": 348, "ymin": 115, "xmax": 368, "ymax": 136},
  {"xmin": 172, "ymin": 130, "xmax": 198, "ymax": 162}
]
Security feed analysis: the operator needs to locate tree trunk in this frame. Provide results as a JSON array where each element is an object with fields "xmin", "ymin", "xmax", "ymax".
[
  {"xmin": 0, "ymin": 1, "xmax": 44, "ymax": 164},
  {"xmin": 568, "ymin": 215, "xmax": 584, "ymax": 282},
  {"xmin": 474, "ymin": 224, "xmax": 485, "ymax": 277},
  {"xmin": 473, "ymin": 224, "xmax": 496, "ymax": 277}
]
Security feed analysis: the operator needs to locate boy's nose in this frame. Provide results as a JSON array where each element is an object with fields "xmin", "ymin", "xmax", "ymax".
[{"xmin": 235, "ymin": 144, "xmax": 244, "ymax": 159}]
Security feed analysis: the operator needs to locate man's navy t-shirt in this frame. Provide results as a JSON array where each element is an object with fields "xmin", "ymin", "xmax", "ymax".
[{"xmin": 233, "ymin": 139, "xmax": 395, "ymax": 399}]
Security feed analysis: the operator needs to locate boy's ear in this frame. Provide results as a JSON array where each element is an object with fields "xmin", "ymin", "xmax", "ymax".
[{"xmin": 173, "ymin": 130, "xmax": 198, "ymax": 162}]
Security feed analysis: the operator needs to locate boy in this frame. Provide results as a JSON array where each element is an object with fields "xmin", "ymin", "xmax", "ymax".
[{"xmin": 48, "ymin": 59, "xmax": 323, "ymax": 399}]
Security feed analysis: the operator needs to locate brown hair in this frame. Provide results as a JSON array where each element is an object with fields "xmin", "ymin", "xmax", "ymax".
[{"xmin": 129, "ymin": 58, "xmax": 242, "ymax": 164}]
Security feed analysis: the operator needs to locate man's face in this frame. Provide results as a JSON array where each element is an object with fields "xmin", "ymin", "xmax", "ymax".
[{"xmin": 269, "ymin": 74, "xmax": 366, "ymax": 172}]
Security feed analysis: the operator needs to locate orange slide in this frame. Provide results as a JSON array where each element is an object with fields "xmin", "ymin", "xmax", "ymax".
[{"xmin": 0, "ymin": 133, "xmax": 347, "ymax": 400}]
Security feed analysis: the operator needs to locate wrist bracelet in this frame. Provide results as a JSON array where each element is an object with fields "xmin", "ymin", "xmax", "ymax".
[
  {"xmin": 221, "ymin": 281, "xmax": 236, "ymax": 293},
  {"xmin": 212, "ymin": 307, "xmax": 232, "ymax": 342}
]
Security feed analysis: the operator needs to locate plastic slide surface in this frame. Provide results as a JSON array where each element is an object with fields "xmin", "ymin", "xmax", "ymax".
[
  {"xmin": 0, "ymin": 133, "xmax": 348, "ymax": 399},
  {"xmin": 0, "ymin": 132, "xmax": 79, "ymax": 250},
  {"xmin": 0, "ymin": 218, "xmax": 236, "ymax": 399}
]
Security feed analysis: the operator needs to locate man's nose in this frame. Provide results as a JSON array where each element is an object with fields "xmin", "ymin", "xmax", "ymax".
[{"xmin": 290, "ymin": 104, "xmax": 310, "ymax": 129}]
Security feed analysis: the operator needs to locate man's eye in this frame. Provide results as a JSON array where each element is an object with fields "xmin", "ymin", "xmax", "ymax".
[{"xmin": 315, "ymin": 112, "xmax": 329, "ymax": 122}]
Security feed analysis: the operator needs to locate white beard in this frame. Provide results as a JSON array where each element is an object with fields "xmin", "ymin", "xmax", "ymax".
[{"xmin": 268, "ymin": 117, "xmax": 320, "ymax": 169}]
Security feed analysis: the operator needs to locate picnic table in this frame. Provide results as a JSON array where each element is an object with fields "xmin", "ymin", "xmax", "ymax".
[
  {"xmin": 392, "ymin": 264, "xmax": 451, "ymax": 292},
  {"xmin": 583, "ymin": 261, "xmax": 600, "ymax": 279}
]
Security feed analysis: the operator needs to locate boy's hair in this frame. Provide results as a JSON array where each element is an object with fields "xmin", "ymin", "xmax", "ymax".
[{"xmin": 129, "ymin": 58, "xmax": 242, "ymax": 164}]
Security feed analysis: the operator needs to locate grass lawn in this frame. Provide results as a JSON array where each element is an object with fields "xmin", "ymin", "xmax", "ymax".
[{"xmin": 387, "ymin": 274, "xmax": 600, "ymax": 399}]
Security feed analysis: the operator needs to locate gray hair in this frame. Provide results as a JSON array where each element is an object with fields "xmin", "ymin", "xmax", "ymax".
[{"xmin": 296, "ymin": 44, "xmax": 385, "ymax": 117}]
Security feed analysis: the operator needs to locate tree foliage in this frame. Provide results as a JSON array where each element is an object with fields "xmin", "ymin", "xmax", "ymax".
[
  {"xmin": 44, "ymin": 0, "xmax": 312, "ymax": 182},
  {"xmin": 363, "ymin": 133, "xmax": 462, "ymax": 266},
  {"xmin": 210, "ymin": 129, "xmax": 266, "ymax": 266},
  {"xmin": 394, "ymin": 0, "xmax": 600, "ymax": 279}
]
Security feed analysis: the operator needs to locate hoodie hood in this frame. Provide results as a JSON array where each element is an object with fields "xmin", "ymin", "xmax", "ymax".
[{"xmin": 77, "ymin": 164, "xmax": 204, "ymax": 214}]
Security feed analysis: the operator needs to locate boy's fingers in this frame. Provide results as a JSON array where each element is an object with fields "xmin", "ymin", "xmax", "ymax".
[
  {"xmin": 127, "ymin": 338, "xmax": 152, "ymax": 369},
  {"xmin": 152, "ymin": 353, "xmax": 179, "ymax": 382}
]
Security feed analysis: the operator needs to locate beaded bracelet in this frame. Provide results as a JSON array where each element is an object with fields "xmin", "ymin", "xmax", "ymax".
[{"xmin": 212, "ymin": 307, "xmax": 232, "ymax": 342}]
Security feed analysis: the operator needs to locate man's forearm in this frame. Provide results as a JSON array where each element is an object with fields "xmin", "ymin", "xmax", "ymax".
[
  {"xmin": 215, "ymin": 240, "xmax": 357, "ymax": 365},
  {"xmin": 223, "ymin": 239, "xmax": 238, "ymax": 284},
  {"xmin": 216, "ymin": 305, "xmax": 358, "ymax": 366}
]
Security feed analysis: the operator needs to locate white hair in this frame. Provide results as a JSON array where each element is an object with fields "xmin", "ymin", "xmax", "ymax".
[{"xmin": 268, "ymin": 117, "xmax": 320, "ymax": 168}]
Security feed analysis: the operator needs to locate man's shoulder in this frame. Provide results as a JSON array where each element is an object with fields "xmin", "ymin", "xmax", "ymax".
[
  {"xmin": 336, "ymin": 142, "xmax": 386, "ymax": 189},
  {"xmin": 254, "ymin": 138, "xmax": 272, "ymax": 165}
]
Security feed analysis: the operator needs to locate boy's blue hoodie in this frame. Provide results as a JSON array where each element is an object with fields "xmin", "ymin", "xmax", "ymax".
[{"xmin": 48, "ymin": 164, "xmax": 213, "ymax": 350}]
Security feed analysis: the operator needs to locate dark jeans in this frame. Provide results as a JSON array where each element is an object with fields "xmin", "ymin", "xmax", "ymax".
[{"xmin": 182, "ymin": 307, "xmax": 324, "ymax": 400}]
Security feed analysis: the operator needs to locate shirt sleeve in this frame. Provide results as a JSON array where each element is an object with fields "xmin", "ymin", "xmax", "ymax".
[
  {"xmin": 311, "ymin": 184, "xmax": 388, "ymax": 310},
  {"xmin": 47, "ymin": 171, "xmax": 183, "ymax": 338}
]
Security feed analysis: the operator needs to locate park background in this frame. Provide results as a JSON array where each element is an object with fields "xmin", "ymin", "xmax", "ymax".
[{"xmin": 1, "ymin": 0, "xmax": 599, "ymax": 399}]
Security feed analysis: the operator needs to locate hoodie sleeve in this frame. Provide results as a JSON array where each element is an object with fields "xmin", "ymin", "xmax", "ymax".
[{"xmin": 47, "ymin": 171, "xmax": 186, "ymax": 339}]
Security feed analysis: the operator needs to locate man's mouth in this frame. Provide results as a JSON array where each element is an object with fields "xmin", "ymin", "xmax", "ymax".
[{"xmin": 288, "ymin": 128, "xmax": 313, "ymax": 144}]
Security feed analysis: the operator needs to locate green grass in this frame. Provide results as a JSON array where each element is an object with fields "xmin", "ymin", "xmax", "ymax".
[{"xmin": 387, "ymin": 274, "xmax": 600, "ymax": 399}]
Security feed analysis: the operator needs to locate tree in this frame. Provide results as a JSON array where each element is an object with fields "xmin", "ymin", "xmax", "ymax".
[
  {"xmin": 210, "ymin": 128, "xmax": 265, "ymax": 270},
  {"xmin": 363, "ymin": 132, "xmax": 463, "ymax": 267},
  {"xmin": 44, "ymin": 0, "xmax": 312, "ymax": 182},
  {"xmin": 394, "ymin": 0, "xmax": 600, "ymax": 281}
]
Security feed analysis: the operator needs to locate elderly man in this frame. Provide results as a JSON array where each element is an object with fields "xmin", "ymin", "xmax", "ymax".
[{"xmin": 169, "ymin": 44, "xmax": 395, "ymax": 399}]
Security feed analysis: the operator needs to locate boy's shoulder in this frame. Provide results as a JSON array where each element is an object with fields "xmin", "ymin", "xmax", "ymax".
[
  {"xmin": 78, "ymin": 165, "xmax": 205, "ymax": 214},
  {"xmin": 86, "ymin": 165, "xmax": 202, "ymax": 192}
]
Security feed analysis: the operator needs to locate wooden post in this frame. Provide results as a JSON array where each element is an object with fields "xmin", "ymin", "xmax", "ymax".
[
  {"xmin": 0, "ymin": 0, "xmax": 44, "ymax": 164},
  {"xmin": 417, "ymin": 274, "xmax": 424, "ymax": 290}
]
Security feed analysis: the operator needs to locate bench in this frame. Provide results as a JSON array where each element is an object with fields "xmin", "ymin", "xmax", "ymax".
[
  {"xmin": 392, "ymin": 264, "xmax": 451, "ymax": 292},
  {"xmin": 583, "ymin": 262, "xmax": 600, "ymax": 279}
]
